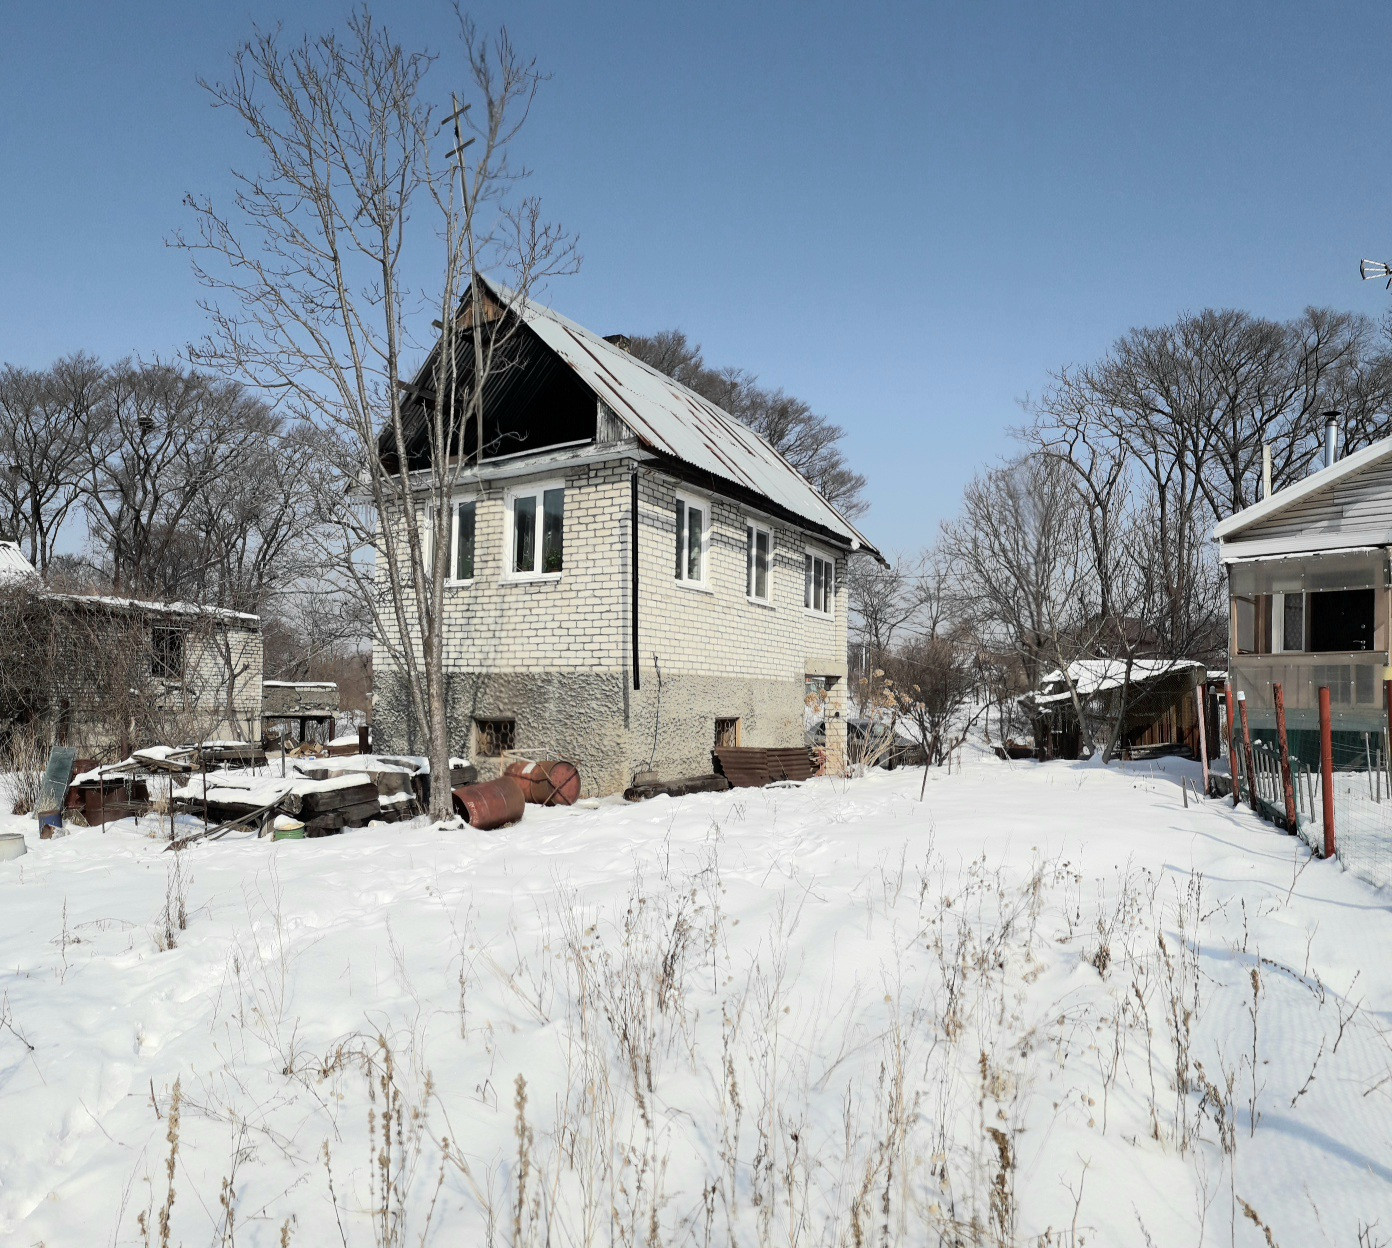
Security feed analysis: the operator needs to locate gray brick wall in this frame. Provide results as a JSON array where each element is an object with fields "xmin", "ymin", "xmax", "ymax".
[{"xmin": 373, "ymin": 456, "xmax": 851, "ymax": 789}]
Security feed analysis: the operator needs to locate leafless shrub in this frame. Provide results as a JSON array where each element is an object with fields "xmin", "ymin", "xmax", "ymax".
[
  {"xmin": 0, "ymin": 724, "xmax": 51, "ymax": 815},
  {"xmin": 155, "ymin": 851, "xmax": 190, "ymax": 952}
]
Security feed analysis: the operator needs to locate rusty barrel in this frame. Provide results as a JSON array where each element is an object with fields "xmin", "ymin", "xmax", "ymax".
[
  {"xmin": 505, "ymin": 759, "xmax": 580, "ymax": 806},
  {"xmin": 451, "ymin": 776, "xmax": 526, "ymax": 829}
]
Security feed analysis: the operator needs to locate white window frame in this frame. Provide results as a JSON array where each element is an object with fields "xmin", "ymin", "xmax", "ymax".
[
  {"xmin": 446, "ymin": 495, "xmax": 478, "ymax": 585},
  {"xmin": 674, "ymin": 490, "xmax": 711, "ymax": 590},
  {"xmin": 804, "ymin": 547, "xmax": 836, "ymax": 617},
  {"xmin": 745, "ymin": 518, "xmax": 773, "ymax": 604},
  {"xmin": 503, "ymin": 480, "xmax": 565, "ymax": 582}
]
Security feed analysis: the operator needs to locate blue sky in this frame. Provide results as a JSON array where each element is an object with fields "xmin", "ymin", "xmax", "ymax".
[{"xmin": 3, "ymin": 2, "xmax": 1391, "ymax": 554}]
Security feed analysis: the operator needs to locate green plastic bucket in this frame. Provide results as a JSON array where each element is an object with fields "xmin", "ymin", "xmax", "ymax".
[{"xmin": 272, "ymin": 815, "xmax": 306, "ymax": 841}]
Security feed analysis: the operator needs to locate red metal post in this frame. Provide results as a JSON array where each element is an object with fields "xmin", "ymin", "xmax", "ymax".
[
  {"xmin": 1319, "ymin": 685, "xmax": 1336, "ymax": 859},
  {"xmin": 1195, "ymin": 684, "xmax": 1211, "ymax": 797},
  {"xmin": 1273, "ymin": 683, "xmax": 1298, "ymax": 832},
  {"xmin": 1225, "ymin": 683, "xmax": 1240, "ymax": 807},
  {"xmin": 1384, "ymin": 679, "xmax": 1392, "ymax": 795},
  {"xmin": 1237, "ymin": 691, "xmax": 1257, "ymax": 809}
]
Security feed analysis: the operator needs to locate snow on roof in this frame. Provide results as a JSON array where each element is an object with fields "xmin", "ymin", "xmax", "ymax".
[
  {"xmin": 483, "ymin": 277, "xmax": 882, "ymax": 559},
  {"xmin": 0, "ymin": 540, "xmax": 37, "ymax": 584},
  {"xmin": 1031, "ymin": 658, "xmax": 1205, "ymax": 705},
  {"xmin": 0, "ymin": 547, "xmax": 255, "ymax": 622},
  {"xmin": 46, "ymin": 590, "xmax": 258, "ymax": 624},
  {"xmin": 264, "ymin": 681, "xmax": 337, "ymax": 689},
  {"xmin": 1214, "ymin": 435, "xmax": 1392, "ymax": 542}
]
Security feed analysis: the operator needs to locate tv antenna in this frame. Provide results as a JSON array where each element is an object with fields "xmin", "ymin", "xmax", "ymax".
[{"xmin": 1359, "ymin": 258, "xmax": 1392, "ymax": 288}]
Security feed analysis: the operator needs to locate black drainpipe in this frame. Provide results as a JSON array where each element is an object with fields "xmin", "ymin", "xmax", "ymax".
[{"xmin": 630, "ymin": 468, "xmax": 641, "ymax": 690}]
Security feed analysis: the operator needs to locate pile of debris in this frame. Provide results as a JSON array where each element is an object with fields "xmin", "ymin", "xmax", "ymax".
[
  {"xmin": 166, "ymin": 754, "xmax": 479, "ymax": 840},
  {"xmin": 53, "ymin": 741, "xmax": 588, "ymax": 843}
]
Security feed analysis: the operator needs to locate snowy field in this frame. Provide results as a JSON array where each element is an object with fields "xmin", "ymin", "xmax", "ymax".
[{"xmin": 4, "ymin": 751, "xmax": 1392, "ymax": 1247}]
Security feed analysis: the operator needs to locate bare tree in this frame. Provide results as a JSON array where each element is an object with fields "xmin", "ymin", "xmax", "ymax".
[
  {"xmin": 883, "ymin": 632, "xmax": 984, "ymax": 791},
  {"xmin": 846, "ymin": 549, "xmax": 948, "ymax": 710},
  {"xmin": 1030, "ymin": 307, "xmax": 1392, "ymax": 666},
  {"xmin": 177, "ymin": 9, "xmax": 574, "ymax": 817},
  {"xmin": 0, "ymin": 354, "xmax": 103, "ymax": 572},
  {"xmin": 80, "ymin": 360, "xmax": 272, "ymax": 595},
  {"xmin": 943, "ymin": 455, "xmax": 1087, "ymax": 685},
  {"xmin": 628, "ymin": 331, "xmax": 868, "ymax": 517}
]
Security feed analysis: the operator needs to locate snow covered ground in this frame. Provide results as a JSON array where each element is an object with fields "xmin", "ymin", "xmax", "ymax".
[{"xmin": 3, "ymin": 751, "xmax": 1392, "ymax": 1246}]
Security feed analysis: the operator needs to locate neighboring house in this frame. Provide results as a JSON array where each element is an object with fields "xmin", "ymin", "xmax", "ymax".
[
  {"xmin": 1022, "ymin": 659, "xmax": 1219, "ymax": 760},
  {"xmin": 372, "ymin": 279, "xmax": 883, "ymax": 795},
  {"xmin": 0, "ymin": 541, "xmax": 263, "ymax": 758},
  {"xmin": 1214, "ymin": 426, "xmax": 1392, "ymax": 759}
]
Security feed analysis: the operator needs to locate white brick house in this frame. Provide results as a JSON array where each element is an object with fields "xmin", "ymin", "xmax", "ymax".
[{"xmin": 372, "ymin": 280, "xmax": 882, "ymax": 796}]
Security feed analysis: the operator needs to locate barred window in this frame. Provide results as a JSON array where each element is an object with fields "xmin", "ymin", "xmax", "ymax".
[{"xmin": 474, "ymin": 717, "xmax": 516, "ymax": 758}]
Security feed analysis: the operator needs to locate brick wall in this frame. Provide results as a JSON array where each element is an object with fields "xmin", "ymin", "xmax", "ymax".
[{"xmin": 373, "ymin": 455, "xmax": 851, "ymax": 786}]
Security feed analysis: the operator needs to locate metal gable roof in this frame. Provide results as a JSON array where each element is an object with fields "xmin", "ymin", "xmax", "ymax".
[
  {"xmin": 0, "ymin": 540, "xmax": 37, "ymax": 584},
  {"xmin": 480, "ymin": 277, "xmax": 882, "ymax": 559},
  {"xmin": 1213, "ymin": 435, "xmax": 1392, "ymax": 542}
]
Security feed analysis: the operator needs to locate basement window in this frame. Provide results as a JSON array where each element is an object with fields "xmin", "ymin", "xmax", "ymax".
[
  {"xmin": 473, "ymin": 718, "xmax": 515, "ymax": 758},
  {"xmin": 714, "ymin": 717, "xmax": 741, "ymax": 748},
  {"xmin": 151, "ymin": 625, "xmax": 184, "ymax": 679}
]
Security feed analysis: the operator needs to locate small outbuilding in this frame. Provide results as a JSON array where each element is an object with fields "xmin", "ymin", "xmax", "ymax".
[
  {"xmin": 1023, "ymin": 659, "xmax": 1220, "ymax": 761},
  {"xmin": 0, "ymin": 542, "xmax": 263, "ymax": 760}
]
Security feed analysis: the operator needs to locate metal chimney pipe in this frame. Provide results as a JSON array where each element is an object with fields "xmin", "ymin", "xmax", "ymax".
[
  {"xmin": 1262, "ymin": 444, "xmax": 1272, "ymax": 499},
  {"xmin": 1324, "ymin": 411, "xmax": 1341, "ymax": 468}
]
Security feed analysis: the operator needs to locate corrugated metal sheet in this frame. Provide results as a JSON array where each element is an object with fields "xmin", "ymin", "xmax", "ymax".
[
  {"xmin": 482, "ymin": 278, "xmax": 880, "ymax": 557},
  {"xmin": 714, "ymin": 746, "xmax": 816, "ymax": 787},
  {"xmin": 0, "ymin": 541, "xmax": 36, "ymax": 584}
]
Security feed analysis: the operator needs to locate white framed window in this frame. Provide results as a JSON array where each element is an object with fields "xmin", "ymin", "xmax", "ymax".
[
  {"xmin": 746, "ymin": 520, "xmax": 772, "ymax": 603},
  {"xmin": 505, "ymin": 482, "xmax": 564, "ymax": 578},
  {"xmin": 804, "ymin": 550, "xmax": 835, "ymax": 616},
  {"xmin": 423, "ymin": 499, "xmax": 477, "ymax": 583},
  {"xmin": 674, "ymin": 491, "xmax": 709, "ymax": 586},
  {"xmin": 449, "ymin": 499, "xmax": 476, "ymax": 582}
]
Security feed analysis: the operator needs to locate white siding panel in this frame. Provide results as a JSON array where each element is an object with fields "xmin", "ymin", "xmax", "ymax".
[{"xmin": 1242, "ymin": 458, "xmax": 1392, "ymax": 541}]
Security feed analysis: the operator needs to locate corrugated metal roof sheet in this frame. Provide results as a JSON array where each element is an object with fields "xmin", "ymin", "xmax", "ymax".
[
  {"xmin": 482, "ymin": 278, "xmax": 881, "ymax": 558},
  {"xmin": 0, "ymin": 541, "xmax": 36, "ymax": 584}
]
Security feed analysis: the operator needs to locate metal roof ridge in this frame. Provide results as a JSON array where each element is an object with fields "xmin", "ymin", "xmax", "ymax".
[{"xmin": 480, "ymin": 275, "xmax": 884, "ymax": 561}]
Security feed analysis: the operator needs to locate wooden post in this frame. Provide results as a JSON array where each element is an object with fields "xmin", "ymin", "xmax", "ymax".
[
  {"xmin": 1274, "ymin": 683, "xmax": 1297, "ymax": 832},
  {"xmin": 358, "ymin": 724, "xmax": 370, "ymax": 755},
  {"xmin": 1195, "ymin": 684, "xmax": 1211, "ymax": 797},
  {"xmin": 1225, "ymin": 683, "xmax": 1240, "ymax": 807},
  {"xmin": 1237, "ymin": 691, "xmax": 1257, "ymax": 809},
  {"xmin": 1319, "ymin": 685, "xmax": 1336, "ymax": 859}
]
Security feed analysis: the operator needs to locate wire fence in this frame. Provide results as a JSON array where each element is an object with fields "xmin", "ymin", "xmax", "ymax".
[{"xmin": 1225, "ymin": 684, "xmax": 1392, "ymax": 892}]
